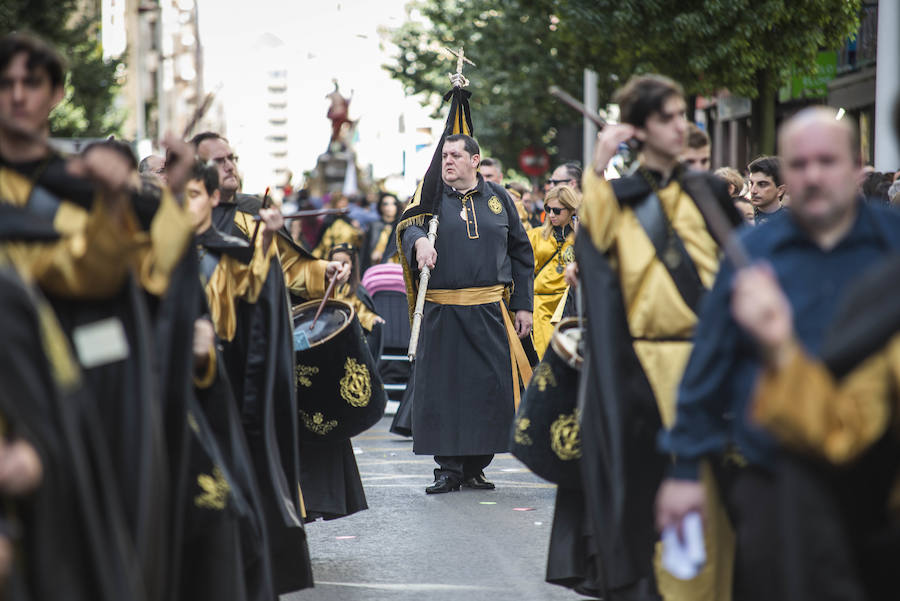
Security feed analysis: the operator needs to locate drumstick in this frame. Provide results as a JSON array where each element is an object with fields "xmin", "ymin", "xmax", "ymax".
[
  {"xmin": 253, "ymin": 207, "xmax": 350, "ymax": 221},
  {"xmin": 182, "ymin": 84, "xmax": 221, "ymax": 139},
  {"xmin": 310, "ymin": 275, "xmax": 340, "ymax": 330}
]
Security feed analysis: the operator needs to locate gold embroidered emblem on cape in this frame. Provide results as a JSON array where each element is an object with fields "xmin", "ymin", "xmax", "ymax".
[
  {"xmin": 532, "ymin": 363, "xmax": 557, "ymax": 392},
  {"xmin": 300, "ymin": 410, "xmax": 338, "ymax": 435},
  {"xmin": 340, "ymin": 357, "xmax": 371, "ymax": 407},
  {"xmin": 562, "ymin": 245, "xmax": 575, "ymax": 264},
  {"xmin": 488, "ymin": 195, "xmax": 503, "ymax": 214},
  {"xmin": 514, "ymin": 416, "xmax": 533, "ymax": 445},
  {"xmin": 295, "ymin": 364, "xmax": 319, "ymax": 388},
  {"xmin": 550, "ymin": 409, "xmax": 582, "ymax": 460},
  {"xmin": 195, "ymin": 466, "xmax": 230, "ymax": 510}
]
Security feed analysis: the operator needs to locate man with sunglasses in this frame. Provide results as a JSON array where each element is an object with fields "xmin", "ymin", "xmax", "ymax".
[{"xmin": 545, "ymin": 161, "xmax": 582, "ymax": 193}]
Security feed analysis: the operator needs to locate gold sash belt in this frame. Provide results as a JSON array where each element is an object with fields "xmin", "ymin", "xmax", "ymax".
[{"xmin": 425, "ymin": 285, "xmax": 533, "ymax": 410}]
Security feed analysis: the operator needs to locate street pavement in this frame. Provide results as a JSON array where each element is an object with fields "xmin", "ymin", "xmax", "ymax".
[{"xmin": 285, "ymin": 417, "xmax": 581, "ymax": 601}]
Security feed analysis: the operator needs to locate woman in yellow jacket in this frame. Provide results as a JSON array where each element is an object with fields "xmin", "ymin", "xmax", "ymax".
[{"xmin": 527, "ymin": 184, "xmax": 581, "ymax": 359}]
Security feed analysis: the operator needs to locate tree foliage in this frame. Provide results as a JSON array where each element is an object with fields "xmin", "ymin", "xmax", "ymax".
[
  {"xmin": 386, "ymin": 0, "xmax": 861, "ymax": 164},
  {"xmin": 0, "ymin": 0, "xmax": 124, "ymax": 137},
  {"xmin": 384, "ymin": 0, "xmax": 616, "ymax": 172}
]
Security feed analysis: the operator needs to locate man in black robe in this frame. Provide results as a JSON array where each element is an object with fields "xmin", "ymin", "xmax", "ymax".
[
  {"xmin": 191, "ymin": 132, "xmax": 348, "ymax": 595},
  {"xmin": 401, "ymin": 133, "xmax": 534, "ymax": 493}
]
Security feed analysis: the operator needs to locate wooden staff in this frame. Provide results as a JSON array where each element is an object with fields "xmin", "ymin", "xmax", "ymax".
[
  {"xmin": 549, "ymin": 85, "xmax": 607, "ymax": 128},
  {"xmin": 407, "ymin": 215, "xmax": 439, "ymax": 360},
  {"xmin": 182, "ymin": 84, "xmax": 220, "ymax": 139},
  {"xmin": 310, "ymin": 275, "xmax": 340, "ymax": 330}
]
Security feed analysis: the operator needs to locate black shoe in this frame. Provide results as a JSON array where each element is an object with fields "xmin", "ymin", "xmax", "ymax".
[
  {"xmin": 462, "ymin": 473, "xmax": 495, "ymax": 490},
  {"xmin": 426, "ymin": 475, "xmax": 461, "ymax": 494}
]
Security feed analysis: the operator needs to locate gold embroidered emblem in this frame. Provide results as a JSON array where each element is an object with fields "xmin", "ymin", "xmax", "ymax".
[
  {"xmin": 488, "ymin": 195, "xmax": 503, "ymax": 214},
  {"xmin": 195, "ymin": 466, "xmax": 230, "ymax": 510},
  {"xmin": 550, "ymin": 409, "xmax": 582, "ymax": 461},
  {"xmin": 340, "ymin": 357, "xmax": 371, "ymax": 407},
  {"xmin": 295, "ymin": 364, "xmax": 319, "ymax": 388},
  {"xmin": 562, "ymin": 246, "xmax": 576, "ymax": 264},
  {"xmin": 514, "ymin": 416, "xmax": 533, "ymax": 446},
  {"xmin": 300, "ymin": 410, "xmax": 338, "ymax": 436},
  {"xmin": 532, "ymin": 363, "xmax": 557, "ymax": 392}
]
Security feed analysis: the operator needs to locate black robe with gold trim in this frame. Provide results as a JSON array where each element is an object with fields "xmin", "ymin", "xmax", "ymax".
[
  {"xmin": 212, "ymin": 199, "xmax": 314, "ymax": 594},
  {"xmin": 401, "ymin": 176, "xmax": 534, "ymax": 456},
  {"xmin": 0, "ymin": 242, "xmax": 144, "ymax": 601}
]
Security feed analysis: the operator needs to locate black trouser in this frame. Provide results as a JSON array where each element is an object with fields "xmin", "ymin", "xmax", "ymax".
[
  {"xmin": 433, "ymin": 455, "xmax": 493, "ymax": 481},
  {"xmin": 717, "ymin": 466, "xmax": 784, "ymax": 601}
]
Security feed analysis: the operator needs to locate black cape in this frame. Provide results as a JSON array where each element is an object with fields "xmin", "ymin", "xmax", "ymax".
[
  {"xmin": 0, "ymin": 259, "xmax": 144, "ymax": 601},
  {"xmin": 8, "ymin": 158, "xmax": 171, "ymax": 601},
  {"xmin": 196, "ymin": 224, "xmax": 277, "ymax": 601},
  {"xmin": 213, "ymin": 201, "xmax": 314, "ymax": 594},
  {"xmin": 558, "ymin": 171, "xmax": 740, "ymax": 598}
]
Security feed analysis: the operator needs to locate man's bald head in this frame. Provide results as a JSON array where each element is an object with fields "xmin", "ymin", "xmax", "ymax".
[
  {"xmin": 778, "ymin": 106, "xmax": 862, "ymax": 237},
  {"xmin": 778, "ymin": 106, "xmax": 860, "ymax": 165}
]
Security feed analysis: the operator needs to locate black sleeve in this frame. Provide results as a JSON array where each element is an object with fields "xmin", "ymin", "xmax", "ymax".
[
  {"xmin": 498, "ymin": 185, "xmax": 534, "ymax": 312},
  {"xmin": 401, "ymin": 223, "xmax": 428, "ymax": 268}
]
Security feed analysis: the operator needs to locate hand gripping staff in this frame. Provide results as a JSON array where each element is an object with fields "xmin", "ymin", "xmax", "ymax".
[{"xmin": 407, "ymin": 214, "xmax": 439, "ymax": 360}]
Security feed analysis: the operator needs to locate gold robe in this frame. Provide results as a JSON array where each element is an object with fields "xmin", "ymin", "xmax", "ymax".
[
  {"xmin": 0, "ymin": 166, "xmax": 193, "ymax": 299},
  {"xmin": 581, "ymin": 167, "xmax": 733, "ymax": 601},
  {"xmin": 312, "ymin": 218, "xmax": 362, "ymax": 260},
  {"xmin": 201, "ymin": 236, "xmax": 277, "ymax": 343},
  {"xmin": 753, "ymin": 340, "xmax": 900, "ymax": 514},
  {"xmin": 527, "ymin": 226, "xmax": 574, "ymax": 359},
  {"xmin": 228, "ymin": 211, "xmax": 329, "ymax": 301}
]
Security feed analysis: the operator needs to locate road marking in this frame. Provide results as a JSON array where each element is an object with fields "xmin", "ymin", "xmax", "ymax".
[{"xmin": 314, "ymin": 582, "xmax": 502, "ymax": 592}]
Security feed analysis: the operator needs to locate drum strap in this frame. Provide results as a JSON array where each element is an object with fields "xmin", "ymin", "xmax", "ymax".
[
  {"xmin": 632, "ymin": 189, "xmax": 706, "ymax": 313},
  {"xmin": 425, "ymin": 285, "xmax": 533, "ymax": 410}
]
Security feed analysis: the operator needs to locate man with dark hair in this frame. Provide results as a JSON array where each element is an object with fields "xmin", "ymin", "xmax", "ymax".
[
  {"xmin": 479, "ymin": 156, "xmax": 503, "ymax": 184},
  {"xmin": 551, "ymin": 73, "xmax": 740, "ymax": 601},
  {"xmin": 747, "ymin": 155, "xmax": 785, "ymax": 224},
  {"xmin": 402, "ymin": 132, "xmax": 534, "ymax": 494},
  {"xmin": 546, "ymin": 161, "xmax": 582, "ymax": 192},
  {"xmin": 0, "ymin": 32, "xmax": 65, "ymax": 90},
  {"xmin": 682, "ymin": 123, "xmax": 711, "ymax": 172}
]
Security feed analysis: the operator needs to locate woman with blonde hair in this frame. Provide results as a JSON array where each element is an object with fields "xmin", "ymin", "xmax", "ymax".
[{"xmin": 527, "ymin": 184, "xmax": 581, "ymax": 358}]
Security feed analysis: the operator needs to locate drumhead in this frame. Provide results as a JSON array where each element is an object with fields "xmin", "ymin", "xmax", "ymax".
[
  {"xmin": 550, "ymin": 317, "xmax": 584, "ymax": 369},
  {"xmin": 292, "ymin": 299, "xmax": 354, "ymax": 350}
]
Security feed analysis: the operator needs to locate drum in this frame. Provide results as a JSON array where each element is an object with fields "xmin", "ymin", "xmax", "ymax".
[
  {"xmin": 509, "ymin": 317, "xmax": 583, "ymax": 488},
  {"xmin": 292, "ymin": 299, "xmax": 387, "ymax": 442}
]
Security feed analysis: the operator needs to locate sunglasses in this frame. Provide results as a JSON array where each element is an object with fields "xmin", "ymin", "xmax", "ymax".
[
  {"xmin": 546, "ymin": 178, "xmax": 574, "ymax": 187},
  {"xmin": 546, "ymin": 207, "xmax": 568, "ymax": 215}
]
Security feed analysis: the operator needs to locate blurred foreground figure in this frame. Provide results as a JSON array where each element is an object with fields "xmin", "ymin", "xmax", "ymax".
[
  {"xmin": 657, "ymin": 106, "xmax": 900, "ymax": 601},
  {"xmin": 554, "ymin": 73, "xmax": 741, "ymax": 601}
]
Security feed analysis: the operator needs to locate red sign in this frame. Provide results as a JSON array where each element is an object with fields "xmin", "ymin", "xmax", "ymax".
[{"xmin": 518, "ymin": 146, "xmax": 551, "ymax": 177}]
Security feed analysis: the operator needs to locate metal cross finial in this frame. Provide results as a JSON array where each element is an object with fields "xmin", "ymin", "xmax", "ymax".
[{"xmin": 442, "ymin": 46, "xmax": 475, "ymax": 88}]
